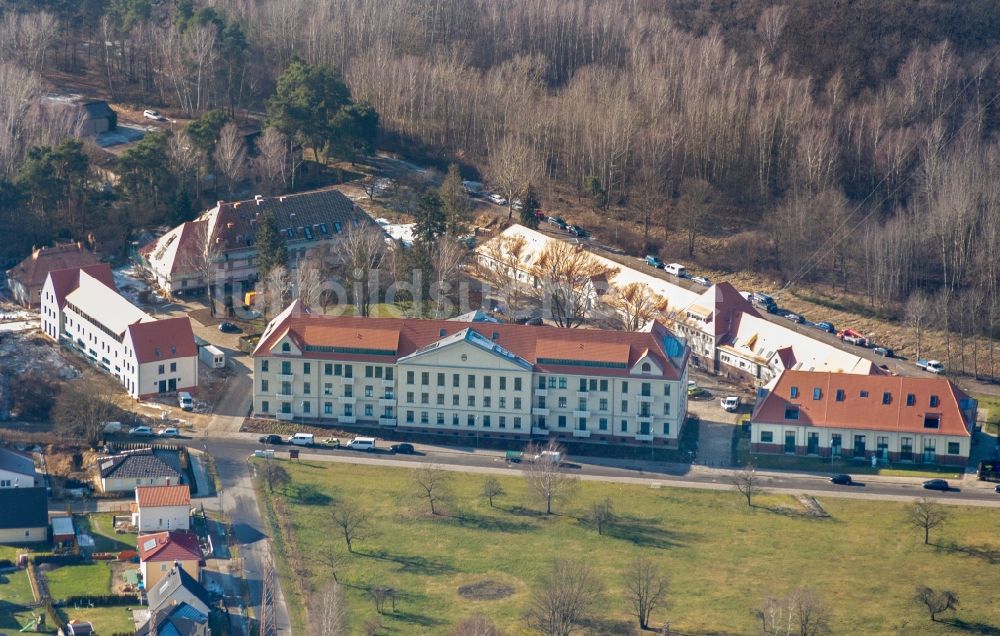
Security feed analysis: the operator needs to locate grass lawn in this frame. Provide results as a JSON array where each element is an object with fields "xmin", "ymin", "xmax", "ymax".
[
  {"xmin": 974, "ymin": 393, "xmax": 1000, "ymax": 436},
  {"xmin": 258, "ymin": 459, "xmax": 1000, "ymax": 635},
  {"xmin": 76, "ymin": 513, "xmax": 135, "ymax": 552},
  {"xmin": 59, "ymin": 606, "xmax": 137, "ymax": 635},
  {"xmin": 45, "ymin": 562, "xmax": 112, "ymax": 600},
  {"xmin": 0, "ymin": 569, "xmax": 50, "ymax": 634}
]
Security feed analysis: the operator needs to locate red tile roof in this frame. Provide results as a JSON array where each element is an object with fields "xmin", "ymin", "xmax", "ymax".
[
  {"xmin": 136, "ymin": 485, "xmax": 191, "ymax": 508},
  {"xmin": 138, "ymin": 530, "xmax": 202, "ymax": 563},
  {"xmin": 126, "ymin": 317, "xmax": 197, "ymax": 363},
  {"xmin": 46, "ymin": 264, "xmax": 116, "ymax": 308},
  {"xmin": 752, "ymin": 370, "xmax": 975, "ymax": 436},
  {"xmin": 8, "ymin": 243, "xmax": 100, "ymax": 288},
  {"xmin": 254, "ymin": 303, "xmax": 688, "ymax": 379}
]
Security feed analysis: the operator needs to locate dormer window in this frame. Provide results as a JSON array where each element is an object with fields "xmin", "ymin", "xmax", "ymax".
[
  {"xmin": 281, "ymin": 342, "xmax": 291, "ymax": 352},
  {"xmin": 790, "ymin": 386, "xmax": 799, "ymax": 399},
  {"xmin": 641, "ymin": 363, "xmax": 651, "ymax": 373},
  {"xmin": 155, "ymin": 348, "xmax": 161, "ymax": 358},
  {"xmin": 319, "ymin": 223, "xmax": 328, "ymax": 234},
  {"xmin": 929, "ymin": 395, "xmax": 939, "ymax": 408}
]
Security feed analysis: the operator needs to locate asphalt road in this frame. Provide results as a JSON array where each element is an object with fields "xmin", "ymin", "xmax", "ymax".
[{"xmin": 185, "ymin": 436, "xmax": 1000, "ymax": 508}]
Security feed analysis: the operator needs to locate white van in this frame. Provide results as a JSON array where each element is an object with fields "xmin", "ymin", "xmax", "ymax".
[
  {"xmin": 178, "ymin": 392, "xmax": 194, "ymax": 411},
  {"xmin": 664, "ymin": 263, "xmax": 687, "ymax": 277},
  {"xmin": 346, "ymin": 436, "xmax": 377, "ymax": 451},
  {"xmin": 533, "ymin": 450, "xmax": 562, "ymax": 464},
  {"xmin": 286, "ymin": 433, "xmax": 315, "ymax": 446}
]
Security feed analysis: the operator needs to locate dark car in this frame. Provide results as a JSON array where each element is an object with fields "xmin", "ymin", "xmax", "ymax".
[
  {"xmin": 390, "ymin": 443, "xmax": 415, "ymax": 454},
  {"xmin": 995, "ymin": 484, "xmax": 1000, "ymax": 494},
  {"xmin": 783, "ymin": 312, "xmax": 805, "ymax": 324},
  {"xmin": 922, "ymin": 479, "xmax": 950, "ymax": 491},
  {"xmin": 830, "ymin": 474, "xmax": 853, "ymax": 485},
  {"xmin": 219, "ymin": 321, "xmax": 241, "ymax": 333},
  {"xmin": 814, "ymin": 321, "xmax": 835, "ymax": 333},
  {"xmin": 258, "ymin": 434, "xmax": 283, "ymax": 445},
  {"xmin": 547, "ymin": 216, "xmax": 567, "ymax": 229},
  {"xmin": 567, "ymin": 225, "xmax": 588, "ymax": 237},
  {"xmin": 873, "ymin": 346, "xmax": 894, "ymax": 358}
]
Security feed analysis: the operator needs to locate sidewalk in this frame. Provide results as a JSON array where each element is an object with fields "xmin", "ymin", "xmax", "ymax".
[{"xmin": 188, "ymin": 448, "xmax": 216, "ymax": 498}]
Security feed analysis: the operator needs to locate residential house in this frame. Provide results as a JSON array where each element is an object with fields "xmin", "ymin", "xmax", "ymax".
[
  {"xmin": 252, "ymin": 301, "xmax": 689, "ymax": 447},
  {"xmin": 0, "ymin": 487, "xmax": 48, "ymax": 544},
  {"xmin": 6, "ymin": 242, "xmax": 101, "ymax": 307},
  {"xmin": 42, "ymin": 266, "xmax": 198, "ymax": 398},
  {"xmin": 133, "ymin": 484, "xmax": 191, "ymax": 532},
  {"xmin": 137, "ymin": 530, "xmax": 203, "ymax": 588},
  {"xmin": 97, "ymin": 449, "xmax": 184, "ymax": 494},
  {"xmin": 136, "ymin": 602, "xmax": 209, "ymax": 636},
  {"xmin": 0, "ymin": 447, "xmax": 38, "ymax": 488},
  {"xmin": 135, "ymin": 602, "xmax": 209, "ymax": 636},
  {"xmin": 146, "ymin": 563, "xmax": 213, "ymax": 617},
  {"xmin": 139, "ymin": 187, "xmax": 376, "ymax": 303},
  {"xmin": 750, "ymin": 370, "xmax": 977, "ymax": 466}
]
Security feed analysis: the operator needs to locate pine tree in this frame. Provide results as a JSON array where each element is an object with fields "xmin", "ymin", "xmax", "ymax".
[
  {"xmin": 519, "ymin": 185, "xmax": 540, "ymax": 228},
  {"xmin": 254, "ymin": 211, "xmax": 288, "ymax": 281},
  {"xmin": 439, "ymin": 163, "xmax": 470, "ymax": 234}
]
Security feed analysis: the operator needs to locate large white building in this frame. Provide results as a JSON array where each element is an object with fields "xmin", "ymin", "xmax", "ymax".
[
  {"xmin": 252, "ymin": 301, "xmax": 690, "ymax": 447},
  {"xmin": 41, "ymin": 265, "xmax": 198, "ymax": 399},
  {"xmin": 477, "ymin": 225, "xmax": 881, "ymax": 386}
]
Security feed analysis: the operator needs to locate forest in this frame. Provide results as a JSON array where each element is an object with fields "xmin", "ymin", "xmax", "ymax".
[{"xmin": 2, "ymin": 0, "xmax": 1000, "ymax": 357}]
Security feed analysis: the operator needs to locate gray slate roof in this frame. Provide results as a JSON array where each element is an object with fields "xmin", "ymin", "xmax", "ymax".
[
  {"xmin": 98, "ymin": 449, "xmax": 182, "ymax": 480},
  {"xmin": 0, "ymin": 487, "xmax": 47, "ymax": 529},
  {"xmin": 0, "ymin": 447, "xmax": 37, "ymax": 478},
  {"xmin": 147, "ymin": 564, "xmax": 213, "ymax": 614},
  {"xmin": 136, "ymin": 601, "xmax": 208, "ymax": 636}
]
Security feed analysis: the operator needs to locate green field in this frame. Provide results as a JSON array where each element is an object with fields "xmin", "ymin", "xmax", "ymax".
[
  {"xmin": 59, "ymin": 606, "xmax": 137, "ymax": 635},
  {"xmin": 45, "ymin": 562, "xmax": 112, "ymax": 600},
  {"xmin": 975, "ymin": 393, "xmax": 1000, "ymax": 436},
  {"xmin": 75, "ymin": 513, "xmax": 135, "ymax": 552},
  {"xmin": 257, "ymin": 460, "xmax": 1000, "ymax": 635}
]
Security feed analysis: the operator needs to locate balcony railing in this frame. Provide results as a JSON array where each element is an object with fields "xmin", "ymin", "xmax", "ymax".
[
  {"xmin": 634, "ymin": 433, "xmax": 654, "ymax": 441},
  {"xmin": 576, "ymin": 390, "xmax": 589, "ymax": 398},
  {"xmin": 531, "ymin": 426, "xmax": 551, "ymax": 436},
  {"xmin": 337, "ymin": 396, "xmax": 356, "ymax": 404},
  {"xmin": 638, "ymin": 394, "xmax": 655, "ymax": 403},
  {"xmin": 277, "ymin": 373, "xmax": 295, "ymax": 381},
  {"xmin": 572, "ymin": 429, "xmax": 591, "ymax": 438},
  {"xmin": 378, "ymin": 398, "xmax": 396, "ymax": 406},
  {"xmin": 342, "ymin": 377, "xmax": 355, "ymax": 384},
  {"xmin": 573, "ymin": 410, "xmax": 590, "ymax": 418},
  {"xmin": 532, "ymin": 407, "xmax": 549, "ymax": 416},
  {"xmin": 535, "ymin": 388, "xmax": 548, "ymax": 397}
]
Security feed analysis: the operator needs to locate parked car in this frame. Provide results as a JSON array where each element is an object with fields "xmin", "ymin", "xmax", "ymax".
[
  {"xmin": 178, "ymin": 392, "xmax": 194, "ymax": 411},
  {"xmin": 721, "ymin": 396, "xmax": 740, "ymax": 412},
  {"xmin": 525, "ymin": 317, "xmax": 544, "ymax": 326},
  {"xmin": 258, "ymin": 434, "xmax": 283, "ymax": 445},
  {"xmin": 488, "ymin": 193, "xmax": 507, "ymax": 206},
  {"xmin": 751, "ymin": 292, "xmax": 778, "ymax": 313},
  {"xmin": 645, "ymin": 255, "xmax": 665, "ymax": 269},
  {"xmin": 922, "ymin": 479, "xmax": 950, "ymax": 491},
  {"xmin": 547, "ymin": 216, "xmax": 567, "ymax": 229},
  {"xmin": 688, "ymin": 381, "xmax": 705, "ymax": 397},
  {"xmin": 664, "ymin": 263, "xmax": 687, "ymax": 277},
  {"xmin": 158, "ymin": 427, "xmax": 180, "ymax": 437},
  {"xmin": 813, "ymin": 321, "xmax": 836, "ymax": 333},
  {"xmin": 917, "ymin": 359, "xmax": 945, "ymax": 374},
  {"xmin": 532, "ymin": 450, "xmax": 562, "ymax": 464},
  {"xmin": 839, "ymin": 329, "xmax": 869, "ymax": 347},
  {"xmin": 321, "ymin": 437, "xmax": 341, "ymax": 447},
  {"xmin": 390, "ymin": 443, "xmax": 415, "ymax": 454},
  {"xmin": 995, "ymin": 484, "xmax": 1000, "ymax": 494},
  {"xmin": 102, "ymin": 421, "xmax": 123, "ymax": 434},
  {"xmin": 129, "ymin": 426, "xmax": 153, "ymax": 436},
  {"xmin": 143, "ymin": 109, "xmax": 167, "ymax": 121},
  {"xmin": 218, "ymin": 321, "xmax": 241, "ymax": 333},
  {"xmin": 346, "ymin": 436, "xmax": 377, "ymax": 451},
  {"xmin": 873, "ymin": 346, "xmax": 894, "ymax": 358},
  {"xmin": 286, "ymin": 433, "xmax": 315, "ymax": 446},
  {"xmin": 830, "ymin": 474, "xmax": 853, "ymax": 485},
  {"xmin": 691, "ymin": 275, "xmax": 711, "ymax": 287},
  {"xmin": 567, "ymin": 225, "xmax": 588, "ymax": 237}
]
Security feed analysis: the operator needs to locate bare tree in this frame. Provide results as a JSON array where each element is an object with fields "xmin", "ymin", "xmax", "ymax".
[
  {"xmin": 624, "ymin": 556, "xmax": 670, "ymax": 631},
  {"xmin": 754, "ymin": 588, "xmax": 831, "ymax": 636},
  {"xmin": 532, "ymin": 241, "xmax": 617, "ymax": 328},
  {"xmin": 215, "ymin": 121, "xmax": 247, "ymax": 197},
  {"xmin": 674, "ymin": 179, "xmax": 718, "ymax": 257},
  {"xmin": 526, "ymin": 559, "xmax": 602, "ymax": 636},
  {"xmin": 257, "ymin": 264, "xmax": 291, "ymax": 319},
  {"xmin": 411, "ymin": 464, "xmax": 452, "ymax": 516},
  {"xmin": 254, "ymin": 127, "xmax": 291, "ymax": 195},
  {"xmin": 914, "ymin": 586, "xmax": 959, "ymax": 622},
  {"xmin": 51, "ymin": 382, "xmax": 118, "ymax": 448},
  {"xmin": 339, "ymin": 225, "xmax": 389, "ymax": 317},
  {"xmin": 757, "ymin": 6, "xmax": 789, "ymax": 59},
  {"xmin": 292, "ymin": 251, "xmax": 326, "ymax": 309},
  {"xmin": 330, "ymin": 499, "xmax": 371, "ymax": 553},
  {"xmin": 168, "ymin": 129, "xmax": 206, "ymax": 197},
  {"xmin": 585, "ymin": 497, "xmax": 615, "ymax": 535},
  {"xmin": 523, "ymin": 442, "xmax": 577, "ymax": 514},
  {"xmin": 262, "ymin": 461, "xmax": 290, "ymax": 493},
  {"xmin": 905, "ymin": 291, "xmax": 934, "ymax": 360},
  {"xmin": 731, "ymin": 464, "xmax": 759, "ymax": 508},
  {"xmin": 181, "ymin": 221, "xmax": 222, "ymax": 315},
  {"xmin": 431, "ymin": 236, "xmax": 468, "ymax": 317},
  {"xmin": 312, "ymin": 581, "xmax": 349, "ymax": 636},
  {"xmin": 905, "ymin": 497, "xmax": 948, "ymax": 545},
  {"xmin": 451, "ymin": 614, "xmax": 507, "ymax": 636},
  {"xmin": 480, "ymin": 475, "xmax": 505, "ymax": 508},
  {"xmin": 486, "ymin": 135, "xmax": 542, "ymax": 221},
  {"xmin": 476, "ymin": 233, "xmax": 531, "ymax": 319},
  {"xmin": 604, "ymin": 282, "xmax": 668, "ymax": 331}
]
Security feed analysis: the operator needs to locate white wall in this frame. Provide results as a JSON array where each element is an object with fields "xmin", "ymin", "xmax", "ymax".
[{"xmin": 138, "ymin": 505, "xmax": 191, "ymax": 532}]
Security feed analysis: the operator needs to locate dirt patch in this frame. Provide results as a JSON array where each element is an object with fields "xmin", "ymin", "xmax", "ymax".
[{"xmin": 457, "ymin": 580, "xmax": 515, "ymax": 601}]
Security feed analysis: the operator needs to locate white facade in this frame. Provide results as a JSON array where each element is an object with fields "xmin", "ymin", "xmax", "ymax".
[
  {"xmin": 136, "ymin": 504, "xmax": 191, "ymax": 533},
  {"xmin": 42, "ymin": 270, "xmax": 198, "ymax": 398},
  {"xmin": 0, "ymin": 467, "xmax": 35, "ymax": 488}
]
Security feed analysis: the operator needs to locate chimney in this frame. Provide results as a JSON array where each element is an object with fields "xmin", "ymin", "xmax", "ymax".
[{"xmin": 255, "ymin": 194, "xmax": 264, "ymax": 205}]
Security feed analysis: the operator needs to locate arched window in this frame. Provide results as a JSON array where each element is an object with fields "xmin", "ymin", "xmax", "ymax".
[
  {"xmin": 641, "ymin": 363, "xmax": 651, "ymax": 373},
  {"xmin": 281, "ymin": 342, "xmax": 291, "ymax": 352}
]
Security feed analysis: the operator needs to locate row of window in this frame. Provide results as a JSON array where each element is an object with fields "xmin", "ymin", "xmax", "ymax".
[
  {"xmin": 791, "ymin": 385, "xmax": 941, "ymax": 408},
  {"xmin": 535, "ymin": 415, "xmax": 668, "ymax": 435},
  {"xmin": 537, "ymin": 396, "xmax": 670, "ymax": 415},
  {"xmin": 760, "ymin": 430, "xmax": 961, "ymax": 456},
  {"xmin": 404, "ymin": 411, "xmax": 525, "ymax": 428},
  {"xmin": 407, "ymin": 393, "xmax": 523, "ymax": 409},
  {"xmin": 405, "ymin": 371, "xmax": 525, "ymax": 391}
]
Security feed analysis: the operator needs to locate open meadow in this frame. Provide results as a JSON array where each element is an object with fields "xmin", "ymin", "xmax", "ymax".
[{"xmin": 257, "ymin": 459, "xmax": 1000, "ymax": 635}]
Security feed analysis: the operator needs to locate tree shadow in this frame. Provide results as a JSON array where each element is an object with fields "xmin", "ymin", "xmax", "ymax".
[
  {"xmin": 506, "ymin": 505, "xmax": 548, "ymax": 518},
  {"xmin": 936, "ymin": 541, "xmax": 1000, "ymax": 565},
  {"xmin": 603, "ymin": 515, "xmax": 691, "ymax": 549},
  {"xmin": 0, "ymin": 601, "xmax": 32, "ymax": 630},
  {"xmin": 942, "ymin": 619, "xmax": 1000, "ymax": 635},
  {"xmin": 360, "ymin": 550, "xmax": 457, "ymax": 576},
  {"xmin": 388, "ymin": 610, "xmax": 448, "ymax": 628},
  {"xmin": 578, "ymin": 615, "xmax": 633, "ymax": 634},
  {"xmin": 449, "ymin": 512, "xmax": 537, "ymax": 534},
  {"xmin": 287, "ymin": 483, "xmax": 333, "ymax": 506}
]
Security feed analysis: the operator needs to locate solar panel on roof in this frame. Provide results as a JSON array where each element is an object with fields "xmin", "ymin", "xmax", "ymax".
[{"xmin": 143, "ymin": 538, "xmax": 158, "ymax": 551}]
